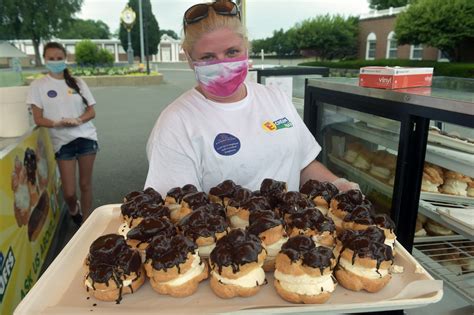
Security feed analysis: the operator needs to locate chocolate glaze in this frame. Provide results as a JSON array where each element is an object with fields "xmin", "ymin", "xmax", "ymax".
[
  {"xmin": 87, "ymin": 234, "xmax": 142, "ymax": 303},
  {"xmin": 166, "ymin": 184, "xmax": 198, "ymax": 203},
  {"xmin": 333, "ymin": 189, "xmax": 372, "ymax": 213},
  {"xmin": 240, "ymin": 196, "xmax": 272, "ymax": 212},
  {"xmin": 28, "ymin": 192, "xmax": 48, "ymax": 241},
  {"xmin": 127, "ymin": 217, "xmax": 177, "ymax": 245},
  {"xmin": 248, "ymin": 210, "xmax": 285, "ymax": 236},
  {"xmin": 277, "ymin": 191, "xmax": 314, "ymax": 217},
  {"xmin": 227, "ymin": 187, "xmax": 253, "ymax": 207},
  {"xmin": 342, "ymin": 205, "xmax": 375, "ymax": 225},
  {"xmin": 338, "ymin": 227, "xmax": 393, "ymax": 271},
  {"xmin": 194, "ymin": 203, "xmax": 227, "ymax": 218},
  {"xmin": 300, "ymin": 180, "xmax": 339, "ymax": 203},
  {"xmin": 146, "ymin": 234, "xmax": 197, "ymax": 271},
  {"xmin": 210, "ymin": 229, "xmax": 264, "ymax": 273},
  {"xmin": 280, "ymin": 235, "xmax": 335, "ymax": 274},
  {"xmin": 289, "ymin": 208, "xmax": 335, "ymax": 233},
  {"xmin": 374, "ymin": 214, "xmax": 396, "ymax": 231},
  {"xmin": 209, "ymin": 180, "xmax": 239, "ymax": 200},
  {"xmin": 124, "ymin": 188, "xmax": 163, "ymax": 205},
  {"xmin": 260, "ymin": 178, "xmax": 287, "ymax": 207},
  {"xmin": 24, "ymin": 148, "xmax": 37, "ymax": 185},
  {"xmin": 182, "ymin": 192, "xmax": 209, "ymax": 209},
  {"xmin": 178, "ymin": 208, "xmax": 229, "ymax": 241}
]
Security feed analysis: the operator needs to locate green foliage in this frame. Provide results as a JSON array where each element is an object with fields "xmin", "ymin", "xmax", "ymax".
[
  {"xmin": 0, "ymin": 0, "xmax": 83, "ymax": 65},
  {"xmin": 75, "ymin": 40, "xmax": 99, "ymax": 65},
  {"xmin": 118, "ymin": 0, "xmax": 161, "ymax": 60},
  {"xmin": 369, "ymin": 0, "xmax": 409, "ymax": 10},
  {"xmin": 251, "ymin": 28, "xmax": 299, "ymax": 56},
  {"xmin": 294, "ymin": 15, "xmax": 359, "ymax": 60},
  {"xmin": 97, "ymin": 49, "xmax": 114, "ymax": 66},
  {"xmin": 395, "ymin": 0, "xmax": 474, "ymax": 62},
  {"xmin": 70, "ymin": 67, "xmax": 153, "ymax": 76},
  {"xmin": 299, "ymin": 59, "xmax": 474, "ymax": 78},
  {"xmin": 159, "ymin": 29, "xmax": 179, "ymax": 40},
  {"xmin": 57, "ymin": 19, "xmax": 111, "ymax": 39}
]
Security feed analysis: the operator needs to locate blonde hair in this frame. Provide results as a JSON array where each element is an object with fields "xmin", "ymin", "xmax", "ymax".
[{"xmin": 181, "ymin": 6, "xmax": 249, "ymax": 55}]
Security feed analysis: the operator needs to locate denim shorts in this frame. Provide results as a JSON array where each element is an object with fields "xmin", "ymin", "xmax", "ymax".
[{"xmin": 55, "ymin": 138, "xmax": 99, "ymax": 160}]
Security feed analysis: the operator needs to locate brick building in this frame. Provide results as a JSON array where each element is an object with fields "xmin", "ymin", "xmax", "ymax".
[{"xmin": 358, "ymin": 6, "xmax": 446, "ymax": 61}]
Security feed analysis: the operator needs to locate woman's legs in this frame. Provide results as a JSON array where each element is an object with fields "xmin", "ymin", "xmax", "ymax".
[
  {"xmin": 78, "ymin": 154, "xmax": 96, "ymax": 221},
  {"xmin": 57, "ymin": 159, "xmax": 78, "ymax": 214}
]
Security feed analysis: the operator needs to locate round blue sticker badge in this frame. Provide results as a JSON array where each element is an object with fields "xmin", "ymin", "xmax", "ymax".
[
  {"xmin": 213, "ymin": 133, "xmax": 241, "ymax": 156},
  {"xmin": 47, "ymin": 90, "xmax": 57, "ymax": 98}
]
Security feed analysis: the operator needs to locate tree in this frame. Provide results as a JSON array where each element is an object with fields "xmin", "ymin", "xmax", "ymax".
[
  {"xmin": 58, "ymin": 19, "xmax": 111, "ymax": 39},
  {"xmin": 118, "ymin": 0, "xmax": 160, "ymax": 61},
  {"xmin": 294, "ymin": 15, "xmax": 358, "ymax": 60},
  {"xmin": 395, "ymin": 0, "xmax": 474, "ymax": 61},
  {"xmin": 0, "ymin": 0, "xmax": 83, "ymax": 66},
  {"xmin": 159, "ymin": 29, "xmax": 179, "ymax": 40},
  {"xmin": 369, "ymin": 0, "xmax": 409, "ymax": 10}
]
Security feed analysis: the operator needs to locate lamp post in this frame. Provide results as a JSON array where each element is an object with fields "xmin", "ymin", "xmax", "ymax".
[{"xmin": 120, "ymin": 5, "xmax": 136, "ymax": 65}]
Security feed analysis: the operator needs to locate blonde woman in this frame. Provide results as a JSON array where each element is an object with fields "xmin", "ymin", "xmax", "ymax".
[{"xmin": 145, "ymin": 0, "xmax": 356, "ymax": 195}]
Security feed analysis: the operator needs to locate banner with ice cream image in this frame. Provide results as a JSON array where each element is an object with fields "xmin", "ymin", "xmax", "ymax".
[{"xmin": 0, "ymin": 127, "xmax": 61, "ymax": 315}]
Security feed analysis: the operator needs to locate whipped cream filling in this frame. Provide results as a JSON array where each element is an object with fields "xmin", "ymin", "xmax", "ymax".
[
  {"xmin": 338, "ymin": 257, "xmax": 389, "ymax": 279},
  {"xmin": 266, "ymin": 237, "xmax": 288, "ymax": 258},
  {"xmin": 212, "ymin": 267, "xmax": 265, "ymax": 288},
  {"xmin": 118, "ymin": 222, "xmax": 131, "ymax": 239},
  {"xmin": 15, "ymin": 184, "xmax": 30, "ymax": 210},
  {"xmin": 384, "ymin": 237, "xmax": 395, "ymax": 250},
  {"xmin": 85, "ymin": 276, "xmax": 135, "ymax": 290},
  {"xmin": 315, "ymin": 206, "xmax": 328, "ymax": 215},
  {"xmin": 426, "ymin": 222, "xmax": 453, "ymax": 235},
  {"xmin": 163, "ymin": 253, "xmax": 205, "ymax": 287},
  {"xmin": 369, "ymin": 166, "xmax": 391, "ymax": 179},
  {"xmin": 421, "ymin": 180, "xmax": 440, "ymax": 192},
  {"xmin": 327, "ymin": 209, "xmax": 342, "ymax": 228},
  {"xmin": 415, "ymin": 228, "xmax": 427, "ymax": 237},
  {"xmin": 467, "ymin": 187, "xmax": 474, "ymax": 197},
  {"xmin": 311, "ymin": 235, "xmax": 333, "ymax": 248},
  {"xmin": 442, "ymin": 179, "xmax": 468, "ymax": 196},
  {"xmin": 274, "ymin": 270, "xmax": 335, "ymax": 295},
  {"xmin": 344, "ymin": 151, "xmax": 358, "ymax": 163},
  {"xmin": 229, "ymin": 215, "xmax": 249, "ymax": 229},
  {"xmin": 353, "ymin": 156, "xmax": 370, "ymax": 170},
  {"xmin": 198, "ymin": 243, "xmax": 216, "ymax": 258}
]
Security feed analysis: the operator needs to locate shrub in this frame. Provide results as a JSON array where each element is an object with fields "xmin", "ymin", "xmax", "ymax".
[
  {"xmin": 96, "ymin": 48, "xmax": 114, "ymax": 66},
  {"xmin": 75, "ymin": 40, "xmax": 99, "ymax": 66},
  {"xmin": 299, "ymin": 59, "xmax": 474, "ymax": 78}
]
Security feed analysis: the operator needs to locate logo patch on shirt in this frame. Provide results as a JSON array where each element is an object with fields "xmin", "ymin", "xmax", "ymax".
[
  {"xmin": 213, "ymin": 133, "xmax": 240, "ymax": 156},
  {"xmin": 67, "ymin": 89, "xmax": 78, "ymax": 95},
  {"xmin": 47, "ymin": 90, "xmax": 57, "ymax": 98},
  {"xmin": 262, "ymin": 117, "xmax": 293, "ymax": 132}
]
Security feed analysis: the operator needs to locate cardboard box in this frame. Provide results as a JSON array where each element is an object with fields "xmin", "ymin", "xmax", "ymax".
[{"xmin": 359, "ymin": 66, "xmax": 433, "ymax": 89}]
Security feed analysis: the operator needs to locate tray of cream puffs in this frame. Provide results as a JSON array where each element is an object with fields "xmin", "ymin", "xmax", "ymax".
[{"xmin": 15, "ymin": 180, "xmax": 443, "ymax": 315}]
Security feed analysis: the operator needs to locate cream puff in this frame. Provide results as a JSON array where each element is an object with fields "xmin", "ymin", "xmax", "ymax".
[
  {"xmin": 300, "ymin": 180, "xmax": 339, "ymax": 215},
  {"xmin": 120, "ymin": 202, "xmax": 170, "ymax": 228},
  {"xmin": 178, "ymin": 205, "xmax": 230, "ymax": 259},
  {"xmin": 421, "ymin": 163, "xmax": 444, "ymax": 193},
  {"xmin": 164, "ymin": 184, "xmax": 198, "ymax": 212},
  {"xmin": 144, "ymin": 234, "xmax": 208, "ymax": 297},
  {"xmin": 84, "ymin": 234, "xmax": 145, "ymax": 303},
  {"xmin": 173, "ymin": 191, "xmax": 210, "ymax": 223},
  {"xmin": 276, "ymin": 191, "xmax": 315, "ymax": 222},
  {"xmin": 260, "ymin": 178, "xmax": 288, "ymax": 208},
  {"xmin": 335, "ymin": 227, "xmax": 394, "ymax": 293},
  {"xmin": 208, "ymin": 179, "xmax": 240, "ymax": 205},
  {"xmin": 209, "ymin": 229, "xmax": 267, "ymax": 298},
  {"xmin": 425, "ymin": 218, "xmax": 455, "ymax": 236},
  {"xmin": 274, "ymin": 235, "xmax": 337, "ymax": 304},
  {"xmin": 352, "ymin": 147, "xmax": 372, "ymax": 170},
  {"xmin": 369, "ymin": 151, "xmax": 396, "ymax": 182},
  {"xmin": 344, "ymin": 142, "xmax": 364, "ymax": 164},
  {"xmin": 328, "ymin": 189, "xmax": 371, "ymax": 234},
  {"xmin": 124, "ymin": 216, "xmax": 177, "ymax": 261},
  {"xmin": 248, "ymin": 210, "xmax": 288, "ymax": 271},
  {"xmin": 227, "ymin": 192, "xmax": 271, "ymax": 229},
  {"xmin": 11, "ymin": 156, "xmax": 31, "ymax": 227},
  {"xmin": 440, "ymin": 171, "xmax": 471, "ymax": 196},
  {"xmin": 287, "ymin": 208, "xmax": 336, "ymax": 248},
  {"xmin": 124, "ymin": 187, "xmax": 164, "ymax": 204}
]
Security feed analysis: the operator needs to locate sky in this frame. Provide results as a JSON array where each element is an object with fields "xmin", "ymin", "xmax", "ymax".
[{"xmin": 78, "ymin": 0, "xmax": 371, "ymax": 40}]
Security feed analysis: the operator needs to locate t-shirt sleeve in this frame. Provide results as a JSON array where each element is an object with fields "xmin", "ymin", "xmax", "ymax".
[
  {"xmin": 276, "ymin": 87, "xmax": 321, "ymax": 170},
  {"xmin": 144, "ymin": 109, "xmax": 202, "ymax": 196},
  {"xmin": 26, "ymin": 81, "xmax": 43, "ymax": 108},
  {"xmin": 78, "ymin": 78, "xmax": 96, "ymax": 106}
]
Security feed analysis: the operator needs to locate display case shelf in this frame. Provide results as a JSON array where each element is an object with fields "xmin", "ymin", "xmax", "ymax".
[
  {"xmin": 331, "ymin": 122, "xmax": 399, "ymax": 152},
  {"xmin": 413, "ymin": 236, "xmax": 474, "ymax": 304},
  {"xmin": 418, "ymin": 200, "xmax": 474, "ymax": 241}
]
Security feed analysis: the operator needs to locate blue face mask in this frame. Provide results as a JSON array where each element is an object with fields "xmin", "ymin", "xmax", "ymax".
[{"xmin": 45, "ymin": 60, "xmax": 67, "ymax": 73}]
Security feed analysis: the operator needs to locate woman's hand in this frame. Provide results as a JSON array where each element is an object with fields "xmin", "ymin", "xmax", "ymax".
[{"xmin": 58, "ymin": 118, "xmax": 83, "ymax": 127}]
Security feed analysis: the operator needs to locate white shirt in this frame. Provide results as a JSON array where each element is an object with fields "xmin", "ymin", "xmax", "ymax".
[
  {"xmin": 27, "ymin": 74, "xmax": 97, "ymax": 153},
  {"xmin": 145, "ymin": 82, "xmax": 321, "ymax": 196}
]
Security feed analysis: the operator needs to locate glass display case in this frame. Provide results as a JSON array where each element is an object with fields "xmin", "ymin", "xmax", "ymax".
[{"xmin": 304, "ymin": 77, "xmax": 474, "ymax": 307}]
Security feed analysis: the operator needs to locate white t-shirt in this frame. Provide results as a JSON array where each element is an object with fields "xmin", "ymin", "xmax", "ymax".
[
  {"xmin": 27, "ymin": 74, "xmax": 97, "ymax": 152},
  {"xmin": 145, "ymin": 82, "xmax": 321, "ymax": 196}
]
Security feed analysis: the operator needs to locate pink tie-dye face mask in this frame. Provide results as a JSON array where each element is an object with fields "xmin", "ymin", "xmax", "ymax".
[{"xmin": 193, "ymin": 55, "xmax": 248, "ymax": 98}]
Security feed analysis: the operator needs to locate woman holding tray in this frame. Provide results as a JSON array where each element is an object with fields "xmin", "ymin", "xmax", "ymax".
[
  {"xmin": 145, "ymin": 0, "xmax": 357, "ymax": 195},
  {"xmin": 27, "ymin": 42, "xmax": 98, "ymax": 225}
]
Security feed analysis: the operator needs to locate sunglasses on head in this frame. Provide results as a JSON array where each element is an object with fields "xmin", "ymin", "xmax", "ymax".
[{"xmin": 183, "ymin": 0, "xmax": 241, "ymax": 32}]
